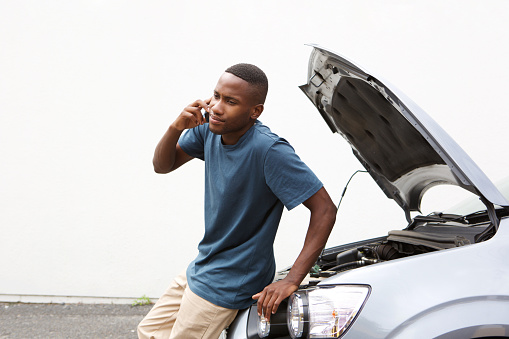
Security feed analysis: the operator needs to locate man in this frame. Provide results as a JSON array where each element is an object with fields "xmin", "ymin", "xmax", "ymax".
[{"xmin": 138, "ymin": 63, "xmax": 336, "ymax": 339}]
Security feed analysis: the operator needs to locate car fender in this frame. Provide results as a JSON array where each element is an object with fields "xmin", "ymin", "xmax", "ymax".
[{"xmin": 386, "ymin": 295, "xmax": 509, "ymax": 338}]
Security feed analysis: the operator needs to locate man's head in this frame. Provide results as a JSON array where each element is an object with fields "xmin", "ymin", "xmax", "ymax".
[
  {"xmin": 208, "ymin": 63, "xmax": 269, "ymax": 145},
  {"xmin": 224, "ymin": 63, "xmax": 268, "ymax": 105}
]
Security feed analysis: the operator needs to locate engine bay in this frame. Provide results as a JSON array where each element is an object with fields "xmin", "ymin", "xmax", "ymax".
[{"xmin": 275, "ymin": 207, "xmax": 509, "ymax": 288}]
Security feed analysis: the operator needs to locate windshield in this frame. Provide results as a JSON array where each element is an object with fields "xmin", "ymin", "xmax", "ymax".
[{"xmin": 443, "ymin": 177, "xmax": 509, "ymax": 215}]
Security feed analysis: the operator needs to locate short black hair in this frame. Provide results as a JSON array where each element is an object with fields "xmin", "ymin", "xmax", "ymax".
[{"xmin": 225, "ymin": 63, "xmax": 268, "ymax": 104}]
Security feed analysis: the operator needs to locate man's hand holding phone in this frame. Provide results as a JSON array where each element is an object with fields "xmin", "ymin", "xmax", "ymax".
[{"xmin": 172, "ymin": 98, "xmax": 211, "ymax": 131}]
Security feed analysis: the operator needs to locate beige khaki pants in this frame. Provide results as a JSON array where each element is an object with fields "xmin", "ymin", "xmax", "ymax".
[{"xmin": 137, "ymin": 271, "xmax": 239, "ymax": 339}]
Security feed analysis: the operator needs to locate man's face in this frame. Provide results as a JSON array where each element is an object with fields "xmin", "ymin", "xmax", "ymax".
[{"xmin": 208, "ymin": 72, "xmax": 262, "ymax": 145}]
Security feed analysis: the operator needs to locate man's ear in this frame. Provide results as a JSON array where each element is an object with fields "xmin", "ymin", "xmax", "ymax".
[{"xmin": 251, "ymin": 104, "xmax": 264, "ymax": 120}]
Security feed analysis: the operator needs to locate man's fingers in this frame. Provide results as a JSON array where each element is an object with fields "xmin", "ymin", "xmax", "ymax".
[
  {"xmin": 270, "ymin": 296, "xmax": 282, "ymax": 315},
  {"xmin": 192, "ymin": 99, "xmax": 210, "ymax": 113},
  {"xmin": 255, "ymin": 288, "xmax": 277, "ymax": 319},
  {"xmin": 262, "ymin": 291, "xmax": 280, "ymax": 320},
  {"xmin": 256, "ymin": 291, "xmax": 266, "ymax": 316},
  {"xmin": 183, "ymin": 105, "xmax": 205, "ymax": 126},
  {"xmin": 191, "ymin": 99, "xmax": 210, "ymax": 124},
  {"xmin": 254, "ymin": 280, "xmax": 299, "ymax": 321}
]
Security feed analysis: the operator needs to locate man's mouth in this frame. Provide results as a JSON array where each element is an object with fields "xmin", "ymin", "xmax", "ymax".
[{"xmin": 209, "ymin": 111, "xmax": 224, "ymax": 123}]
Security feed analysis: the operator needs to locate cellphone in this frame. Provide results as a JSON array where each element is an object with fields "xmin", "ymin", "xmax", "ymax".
[{"xmin": 203, "ymin": 111, "xmax": 209, "ymax": 123}]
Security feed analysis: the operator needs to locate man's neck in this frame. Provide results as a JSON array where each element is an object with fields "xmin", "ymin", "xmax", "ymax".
[{"xmin": 220, "ymin": 122, "xmax": 256, "ymax": 145}]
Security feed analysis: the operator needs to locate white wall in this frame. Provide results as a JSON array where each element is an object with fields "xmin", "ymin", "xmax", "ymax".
[{"xmin": 1, "ymin": 0, "xmax": 508, "ymax": 302}]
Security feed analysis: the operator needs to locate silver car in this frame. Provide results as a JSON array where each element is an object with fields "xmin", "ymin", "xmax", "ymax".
[{"xmin": 226, "ymin": 45, "xmax": 509, "ymax": 339}]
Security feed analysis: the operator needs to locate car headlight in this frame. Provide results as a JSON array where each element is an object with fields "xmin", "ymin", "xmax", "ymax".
[
  {"xmin": 250, "ymin": 299, "xmax": 289, "ymax": 339},
  {"xmin": 257, "ymin": 313, "xmax": 270, "ymax": 338},
  {"xmin": 288, "ymin": 292, "xmax": 308, "ymax": 337},
  {"xmin": 287, "ymin": 285, "xmax": 370, "ymax": 338}
]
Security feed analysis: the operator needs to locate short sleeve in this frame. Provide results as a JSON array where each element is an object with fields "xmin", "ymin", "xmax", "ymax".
[
  {"xmin": 178, "ymin": 125, "xmax": 206, "ymax": 161},
  {"xmin": 264, "ymin": 140, "xmax": 323, "ymax": 210}
]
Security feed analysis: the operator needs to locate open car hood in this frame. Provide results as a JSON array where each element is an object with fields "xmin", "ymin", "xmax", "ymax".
[{"xmin": 300, "ymin": 45, "xmax": 509, "ymax": 219}]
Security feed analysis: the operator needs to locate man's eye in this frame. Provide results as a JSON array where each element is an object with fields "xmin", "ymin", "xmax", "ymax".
[{"xmin": 227, "ymin": 100, "xmax": 236, "ymax": 105}]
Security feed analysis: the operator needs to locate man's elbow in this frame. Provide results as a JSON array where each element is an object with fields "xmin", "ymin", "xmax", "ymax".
[
  {"xmin": 154, "ymin": 167, "xmax": 170, "ymax": 174},
  {"xmin": 305, "ymin": 187, "xmax": 337, "ymax": 228},
  {"xmin": 324, "ymin": 201, "xmax": 337, "ymax": 228},
  {"xmin": 153, "ymin": 160, "xmax": 171, "ymax": 174},
  {"xmin": 313, "ymin": 194, "xmax": 337, "ymax": 233}
]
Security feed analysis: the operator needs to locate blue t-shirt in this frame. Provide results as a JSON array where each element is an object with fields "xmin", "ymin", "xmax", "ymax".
[{"xmin": 178, "ymin": 121, "xmax": 323, "ymax": 309}]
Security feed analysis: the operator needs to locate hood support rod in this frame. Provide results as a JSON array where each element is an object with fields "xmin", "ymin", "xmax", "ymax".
[{"xmin": 474, "ymin": 196, "xmax": 499, "ymax": 243}]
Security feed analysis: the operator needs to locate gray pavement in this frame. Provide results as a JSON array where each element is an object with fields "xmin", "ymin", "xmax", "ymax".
[{"xmin": 0, "ymin": 302, "xmax": 153, "ymax": 339}]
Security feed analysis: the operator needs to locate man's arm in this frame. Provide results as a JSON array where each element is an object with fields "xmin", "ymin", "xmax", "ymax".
[
  {"xmin": 252, "ymin": 186, "xmax": 336, "ymax": 320},
  {"xmin": 153, "ymin": 99, "xmax": 210, "ymax": 173}
]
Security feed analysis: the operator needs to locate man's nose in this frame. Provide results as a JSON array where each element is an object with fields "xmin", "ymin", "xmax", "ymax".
[{"xmin": 210, "ymin": 100, "xmax": 223, "ymax": 115}]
